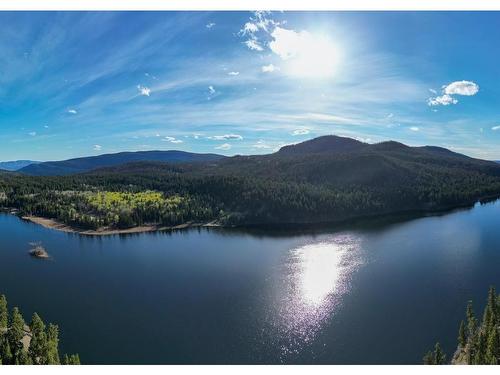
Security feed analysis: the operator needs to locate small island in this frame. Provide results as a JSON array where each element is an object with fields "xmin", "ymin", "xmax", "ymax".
[{"xmin": 29, "ymin": 242, "xmax": 49, "ymax": 259}]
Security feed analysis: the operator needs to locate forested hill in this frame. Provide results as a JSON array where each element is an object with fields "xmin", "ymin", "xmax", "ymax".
[
  {"xmin": 17, "ymin": 150, "xmax": 225, "ymax": 176},
  {"xmin": 2, "ymin": 135, "xmax": 500, "ymax": 230},
  {"xmin": 0, "ymin": 160, "xmax": 39, "ymax": 171}
]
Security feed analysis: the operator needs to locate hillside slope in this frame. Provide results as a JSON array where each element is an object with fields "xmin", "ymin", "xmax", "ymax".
[
  {"xmin": 0, "ymin": 160, "xmax": 39, "ymax": 171},
  {"xmin": 18, "ymin": 150, "xmax": 225, "ymax": 176}
]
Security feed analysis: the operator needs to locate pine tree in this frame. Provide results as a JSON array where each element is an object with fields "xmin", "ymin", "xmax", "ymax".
[
  {"xmin": 474, "ymin": 331, "xmax": 487, "ymax": 364},
  {"xmin": 0, "ymin": 295, "xmax": 7, "ymax": 330},
  {"xmin": 0, "ymin": 337, "xmax": 12, "ymax": 365},
  {"xmin": 46, "ymin": 324, "xmax": 60, "ymax": 365},
  {"xmin": 423, "ymin": 350, "xmax": 435, "ymax": 365},
  {"xmin": 29, "ymin": 313, "xmax": 48, "ymax": 364},
  {"xmin": 486, "ymin": 327, "xmax": 500, "ymax": 364},
  {"xmin": 467, "ymin": 301, "xmax": 477, "ymax": 337},
  {"xmin": 433, "ymin": 342, "xmax": 446, "ymax": 365},
  {"xmin": 62, "ymin": 353, "xmax": 80, "ymax": 365},
  {"xmin": 458, "ymin": 320, "xmax": 467, "ymax": 348},
  {"xmin": 8, "ymin": 307, "xmax": 25, "ymax": 363}
]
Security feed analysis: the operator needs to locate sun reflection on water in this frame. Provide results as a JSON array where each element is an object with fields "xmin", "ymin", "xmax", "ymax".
[
  {"xmin": 295, "ymin": 242, "xmax": 346, "ymax": 306},
  {"xmin": 262, "ymin": 234, "xmax": 362, "ymax": 361}
]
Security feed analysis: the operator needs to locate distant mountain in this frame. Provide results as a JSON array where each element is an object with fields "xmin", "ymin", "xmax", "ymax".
[
  {"xmin": 18, "ymin": 150, "xmax": 225, "ymax": 176},
  {"xmin": 0, "ymin": 160, "xmax": 39, "ymax": 171},
  {"xmin": 278, "ymin": 135, "xmax": 367, "ymax": 155}
]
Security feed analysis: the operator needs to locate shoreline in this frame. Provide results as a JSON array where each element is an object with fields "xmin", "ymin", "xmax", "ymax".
[
  {"xmin": 20, "ymin": 215, "xmax": 219, "ymax": 236},
  {"xmin": 8, "ymin": 193, "xmax": 500, "ymax": 237}
]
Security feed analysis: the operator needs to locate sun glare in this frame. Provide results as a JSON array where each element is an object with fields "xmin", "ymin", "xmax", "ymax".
[{"xmin": 290, "ymin": 37, "xmax": 340, "ymax": 79}]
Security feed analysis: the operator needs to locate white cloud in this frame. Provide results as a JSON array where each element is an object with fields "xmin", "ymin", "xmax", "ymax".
[
  {"xmin": 137, "ymin": 85, "xmax": 151, "ymax": 96},
  {"xmin": 427, "ymin": 94, "xmax": 458, "ymax": 106},
  {"xmin": 28, "ymin": 131, "xmax": 36, "ymax": 136},
  {"xmin": 215, "ymin": 143, "xmax": 231, "ymax": 150},
  {"xmin": 228, "ymin": 71, "xmax": 240, "ymax": 76},
  {"xmin": 241, "ymin": 22, "xmax": 259, "ymax": 35},
  {"xmin": 262, "ymin": 64, "xmax": 278, "ymax": 73},
  {"xmin": 269, "ymin": 27, "xmax": 304, "ymax": 60},
  {"xmin": 409, "ymin": 126, "xmax": 420, "ymax": 132},
  {"xmin": 162, "ymin": 136, "xmax": 183, "ymax": 144},
  {"xmin": 67, "ymin": 109, "xmax": 77, "ymax": 114},
  {"xmin": 291, "ymin": 128, "xmax": 310, "ymax": 136},
  {"xmin": 206, "ymin": 22, "xmax": 216, "ymax": 29},
  {"xmin": 43, "ymin": 125, "xmax": 49, "ymax": 129},
  {"xmin": 387, "ymin": 113, "xmax": 394, "ymax": 118},
  {"xmin": 252, "ymin": 140, "xmax": 272, "ymax": 149},
  {"xmin": 444, "ymin": 80, "xmax": 479, "ymax": 96},
  {"xmin": 93, "ymin": 144, "xmax": 102, "ymax": 151},
  {"xmin": 429, "ymin": 88, "xmax": 437, "ymax": 94},
  {"xmin": 207, "ymin": 85, "xmax": 218, "ymax": 100},
  {"xmin": 208, "ymin": 134, "xmax": 243, "ymax": 140},
  {"xmin": 427, "ymin": 80, "xmax": 479, "ymax": 106},
  {"xmin": 244, "ymin": 39, "xmax": 263, "ymax": 51},
  {"xmin": 491, "ymin": 126, "xmax": 500, "ymax": 131}
]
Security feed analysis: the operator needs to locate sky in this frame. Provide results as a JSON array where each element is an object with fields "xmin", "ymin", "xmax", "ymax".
[{"xmin": 1, "ymin": 11, "xmax": 500, "ymax": 161}]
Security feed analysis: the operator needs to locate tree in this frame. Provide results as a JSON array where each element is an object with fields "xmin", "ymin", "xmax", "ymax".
[
  {"xmin": 486, "ymin": 327, "xmax": 500, "ymax": 364},
  {"xmin": 0, "ymin": 295, "xmax": 79, "ymax": 365},
  {"xmin": 474, "ymin": 331, "xmax": 487, "ymax": 365},
  {"xmin": 8, "ymin": 307, "xmax": 25, "ymax": 363},
  {"xmin": 0, "ymin": 336, "xmax": 12, "ymax": 364},
  {"xmin": 458, "ymin": 320, "xmax": 467, "ymax": 348},
  {"xmin": 62, "ymin": 353, "xmax": 80, "ymax": 365},
  {"xmin": 423, "ymin": 350, "xmax": 435, "ymax": 365},
  {"xmin": 46, "ymin": 324, "xmax": 60, "ymax": 365},
  {"xmin": 433, "ymin": 342, "xmax": 446, "ymax": 365},
  {"xmin": 29, "ymin": 313, "xmax": 48, "ymax": 364},
  {"xmin": 467, "ymin": 301, "xmax": 476, "ymax": 337},
  {"xmin": 0, "ymin": 295, "xmax": 7, "ymax": 330}
]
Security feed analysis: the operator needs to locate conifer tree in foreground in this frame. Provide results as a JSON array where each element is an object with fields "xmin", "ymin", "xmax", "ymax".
[
  {"xmin": 424, "ymin": 286, "xmax": 500, "ymax": 365},
  {"xmin": 0, "ymin": 294, "xmax": 80, "ymax": 365}
]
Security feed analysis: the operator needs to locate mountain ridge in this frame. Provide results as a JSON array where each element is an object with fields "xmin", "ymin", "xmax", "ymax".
[{"xmin": 18, "ymin": 150, "xmax": 226, "ymax": 176}]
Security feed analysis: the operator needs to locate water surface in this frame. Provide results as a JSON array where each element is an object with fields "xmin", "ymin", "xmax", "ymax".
[{"xmin": 1, "ymin": 201, "xmax": 500, "ymax": 364}]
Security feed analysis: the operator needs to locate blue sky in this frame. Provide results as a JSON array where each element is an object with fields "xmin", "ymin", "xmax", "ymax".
[{"xmin": 1, "ymin": 11, "xmax": 500, "ymax": 161}]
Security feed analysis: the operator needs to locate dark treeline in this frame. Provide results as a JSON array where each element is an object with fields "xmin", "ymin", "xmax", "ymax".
[
  {"xmin": 2, "ymin": 136, "xmax": 500, "ymax": 230},
  {"xmin": 0, "ymin": 294, "xmax": 80, "ymax": 365},
  {"xmin": 424, "ymin": 286, "xmax": 500, "ymax": 365}
]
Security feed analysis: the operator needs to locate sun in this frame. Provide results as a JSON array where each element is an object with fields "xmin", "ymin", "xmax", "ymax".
[{"xmin": 270, "ymin": 27, "xmax": 341, "ymax": 79}]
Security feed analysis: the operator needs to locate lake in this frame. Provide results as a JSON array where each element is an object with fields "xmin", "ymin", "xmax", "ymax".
[{"xmin": 1, "ymin": 200, "xmax": 500, "ymax": 364}]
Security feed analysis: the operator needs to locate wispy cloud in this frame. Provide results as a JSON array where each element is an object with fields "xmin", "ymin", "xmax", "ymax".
[
  {"xmin": 137, "ymin": 85, "xmax": 151, "ymax": 96},
  {"xmin": 244, "ymin": 39, "xmax": 263, "ymax": 51},
  {"xmin": 262, "ymin": 64, "xmax": 278, "ymax": 73},
  {"xmin": 227, "ymin": 71, "xmax": 239, "ymax": 76},
  {"xmin": 206, "ymin": 22, "xmax": 216, "ymax": 29},
  {"xmin": 93, "ymin": 144, "xmax": 102, "ymax": 151},
  {"xmin": 28, "ymin": 131, "xmax": 37, "ymax": 137},
  {"xmin": 252, "ymin": 140, "xmax": 273, "ymax": 149},
  {"xmin": 291, "ymin": 128, "xmax": 310, "ymax": 136},
  {"xmin": 67, "ymin": 109, "xmax": 78, "ymax": 114},
  {"xmin": 428, "ymin": 94, "xmax": 457, "ymax": 106},
  {"xmin": 207, "ymin": 134, "xmax": 243, "ymax": 140},
  {"xmin": 162, "ymin": 136, "xmax": 183, "ymax": 144},
  {"xmin": 492, "ymin": 126, "xmax": 500, "ymax": 131},
  {"xmin": 409, "ymin": 126, "xmax": 419, "ymax": 132},
  {"xmin": 215, "ymin": 143, "xmax": 231, "ymax": 150}
]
